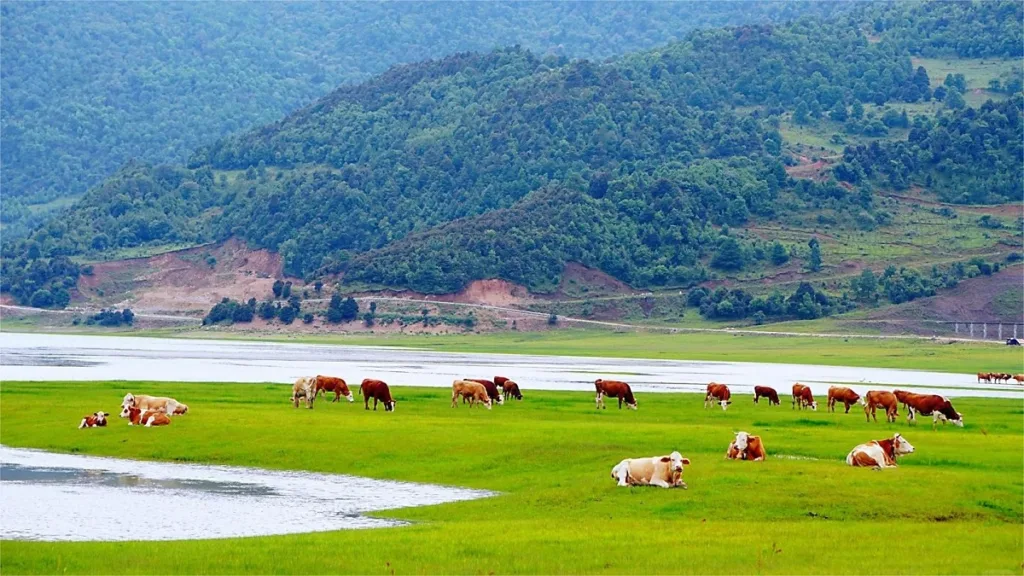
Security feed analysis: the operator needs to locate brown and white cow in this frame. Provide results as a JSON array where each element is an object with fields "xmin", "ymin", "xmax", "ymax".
[
  {"xmin": 465, "ymin": 379, "xmax": 504, "ymax": 406},
  {"xmin": 901, "ymin": 393, "xmax": 963, "ymax": 428},
  {"xmin": 315, "ymin": 375, "xmax": 354, "ymax": 403},
  {"xmin": 977, "ymin": 372, "xmax": 994, "ymax": 383},
  {"xmin": 726, "ymin": 432, "xmax": 767, "ymax": 461},
  {"xmin": 291, "ymin": 376, "xmax": 317, "ymax": 409},
  {"xmin": 753, "ymin": 386, "xmax": 780, "ymax": 406},
  {"xmin": 1014, "ymin": 374, "xmax": 1024, "ymax": 385},
  {"xmin": 501, "ymin": 380, "xmax": 523, "ymax": 401},
  {"xmin": 122, "ymin": 393, "xmax": 185, "ymax": 416},
  {"xmin": 827, "ymin": 386, "xmax": 862, "ymax": 414},
  {"xmin": 846, "ymin": 433, "xmax": 915, "ymax": 469},
  {"xmin": 863, "ymin": 390, "xmax": 899, "ymax": 423},
  {"xmin": 360, "ymin": 379, "xmax": 396, "ymax": 412},
  {"xmin": 451, "ymin": 380, "xmax": 491, "ymax": 410},
  {"xmin": 994, "ymin": 373, "xmax": 1013, "ymax": 384},
  {"xmin": 704, "ymin": 383, "xmax": 732, "ymax": 411},
  {"xmin": 610, "ymin": 451, "xmax": 690, "ymax": 488},
  {"xmin": 79, "ymin": 411, "xmax": 109, "ymax": 429},
  {"xmin": 121, "ymin": 405, "xmax": 172, "ymax": 427},
  {"xmin": 595, "ymin": 379, "xmax": 637, "ymax": 410},
  {"xmin": 792, "ymin": 384, "xmax": 817, "ymax": 411}
]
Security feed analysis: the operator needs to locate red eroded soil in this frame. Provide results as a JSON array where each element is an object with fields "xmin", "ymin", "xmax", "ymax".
[{"xmin": 866, "ymin": 266, "xmax": 1023, "ymax": 324}]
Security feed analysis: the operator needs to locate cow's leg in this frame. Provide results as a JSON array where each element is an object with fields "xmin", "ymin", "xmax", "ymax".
[
  {"xmin": 648, "ymin": 478, "xmax": 672, "ymax": 488},
  {"xmin": 618, "ymin": 396, "xmax": 623, "ymax": 409},
  {"xmin": 293, "ymin": 396, "xmax": 299, "ymax": 408},
  {"xmin": 373, "ymin": 398, "xmax": 378, "ymax": 411},
  {"xmin": 364, "ymin": 398, "xmax": 370, "ymax": 411},
  {"xmin": 79, "ymin": 418, "xmax": 87, "ymax": 429},
  {"xmin": 844, "ymin": 401, "xmax": 851, "ymax": 414}
]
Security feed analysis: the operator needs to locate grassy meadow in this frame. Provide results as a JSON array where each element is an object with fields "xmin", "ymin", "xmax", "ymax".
[{"xmin": 2, "ymin": 381, "xmax": 1022, "ymax": 574}]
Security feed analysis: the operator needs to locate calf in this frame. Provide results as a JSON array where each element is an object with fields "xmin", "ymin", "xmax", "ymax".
[
  {"xmin": 610, "ymin": 451, "xmax": 690, "ymax": 489},
  {"xmin": 902, "ymin": 393, "xmax": 963, "ymax": 429},
  {"xmin": 791, "ymin": 384, "xmax": 817, "ymax": 411},
  {"xmin": 466, "ymin": 378, "xmax": 504, "ymax": 406},
  {"xmin": 451, "ymin": 380, "xmax": 491, "ymax": 409},
  {"xmin": 827, "ymin": 386, "xmax": 862, "ymax": 414},
  {"xmin": 121, "ymin": 405, "xmax": 171, "ymax": 427},
  {"xmin": 594, "ymin": 379, "xmax": 637, "ymax": 410},
  {"xmin": 753, "ymin": 386, "xmax": 780, "ymax": 406},
  {"xmin": 502, "ymin": 380, "xmax": 523, "ymax": 401},
  {"xmin": 79, "ymin": 411, "xmax": 109, "ymax": 429},
  {"xmin": 704, "ymin": 383, "xmax": 732, "ymax": 411},
  {"xmin": 360, "ymin": 379, "xmax": 396, "ymax": 412},
  {"xmin": 863, "ymin": 390, "xmax": 899, "ymax": 423},
  {"xmin": 121, "ymin": 393, "xmax": 185, "ymax": 416},
  {"xmin": 315, "ymin": 375, "xmax": 354, "ymax": 403},
  {"xmin": 291, "ymin": 376, "xmax": 317, "ymax": 409},
  {"xmin": 726, "ymin": 432, "xmax": 767, "ymax": 461},
  {"xmin": 846, "ymin": 433, "xmax": 915, "ymax": 469}
]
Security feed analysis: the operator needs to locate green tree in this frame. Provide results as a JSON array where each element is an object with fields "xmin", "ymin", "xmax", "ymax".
[
  {"xmin": 712, "ymin": 237, "xmax": 745, "ymax": 271},
  {"xmin": 793, "ymin": 100, "xmax": 810, "ymax": 125},
  {"xmin": 770, "ymin": 241, "xmax": 790, "ymax": 265},
  {"xmin": 807, "ymin": 237, "xmax": 822, "ymax": 272},
  {"xmin": 340, "ymin": 297, "xmax": 359, "ymax": 321}
]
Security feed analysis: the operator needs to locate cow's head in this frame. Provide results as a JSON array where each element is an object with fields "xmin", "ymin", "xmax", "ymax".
[
  {"xmin": 720, "ymin": 399, "xmax": 731, "ymax": 410},
  {"xmin": 346, "ymin": 392, "xmax": 355, "ymax": 403},
  {"xmin": 625, "ymin": 391, "xmax": 638, "ymax": 410},
  {"xmin": 808, "ymin": 400, "xmax": 818, "ymax": 411},
  {"xmin": 733, "ymin": 431, "xmax": 750, "ymax": 452},
  {"xmin": 495, "ymin": 395, "xmax": 504, "ymax": 406},
  {"xmin": 661, "ymin": 451, "xmax": 690, "ymax": 474},
  {"xmin": 93, "ymin": 411, "xmax": 109, "ymax": 425},
  {"xmin": 385, "ymin": 400, "xmax": 396, "ymax": 412},
  {"xmin": 119, "ymin": 404, "xmax": 132, "ymax": 419},
  {"xmin": 122, "ymin": 393, "xmax": 135, "ymax": 408},
  {"xmin": 892, "ymin": 433, "xmax": 915, "ymax": 455},
  {"xmin": 173, "ymin": 403, "xmax": 188, "ymax": 415}
]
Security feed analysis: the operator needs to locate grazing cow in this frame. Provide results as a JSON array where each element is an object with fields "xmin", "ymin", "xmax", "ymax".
[
  {"xmin": 846, "ymin": 433, "xmax": 915, "ymax": 469},
  {"xmin": 121, "ymin": 393, "xmax": 185, "ymax": 416},
  {"xmin": 494, "ymin": 376, "xmax": 510, "ymax": 388},
  {"xmin": 753, "ymin": 386, "xmax": 780, "ymax": 406},
  {"xmin": 121, "ymin": 405, "xmax": 171, "ymax": 427},
  {"xmin": 827, "ymin": 386, "xmax": 862, "ymax": 414},
  {"xmin": 291, "ymin": 376, "xmax": 317, "ymax": 409},
  {"xmin": 863, "ymin": 390, "xmax": 899, "ymax": 423},
  {"xmin": 977, "ymin": 372, "xmax": 994, "ymax": 383},
  {"xmin": 594, "ymin": 379, "xmax": 637, "ymax": 410},
  {"xmin": 502, "ymin": 380, "xmax": 523, "ymax": 401},
  {"xmin": 1014, "ymin": 374, "xmax": 1024, "ymax": 384},
  {"xmin": 610, "ymin": 451, "xmax": 690, "ymax": 488},
  {"xmin": 451, "ymin": 380, "xmax": 491, "ymax": 410},
  {"xmin": 893, "ymin": 389, "xmax": 914, "ymax": 410},
  {"xmin": 315, "ymin": 375, "xmax": 354, "ymax": 403},
  {"xmin": 79, "ymin": 411, "xmax": 109, "ymax": 429},
  {"xmin": 704, "ymin": 383, "xmax": 732, "ymax": 411},
  {"xmin": 901, "ymin": 393, "xmax": 964, "ymax": 429},
  {"xmin": 995, "ymin": 373, "xmax": 1013, "ymax": 384},
  {"xmin": 791, "ymin": 384, "xmax": 817, "ymax": 411},
  {"xmin": 466, "ymin": 379, "xmax": 504, "ymax": 406},
  {"xmin": 726, "ymin": 432, "xmax": 767, "ymax": 461},
  {"xmin": 360, "ymin": 379, "xmax": 396, "ymax": 412}
]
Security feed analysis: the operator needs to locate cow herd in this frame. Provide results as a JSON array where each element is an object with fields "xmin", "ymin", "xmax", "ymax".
[{"xmin": 978, "ymin": 372, "xmax": 1024, "ymax": 384}]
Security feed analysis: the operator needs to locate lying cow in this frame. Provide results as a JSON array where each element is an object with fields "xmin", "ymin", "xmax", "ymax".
[
  {"xmin": 846, "ymin": 433, "xmax": 915, "ymax": 469},
  {"xmin": 827, "ymin": 386, "xmax": 862, "ymax": 414},
  {"xmin": 901, "ymin": 393, "xmax": 963, "ymax": 428},
  {"xmin": 863, "ymin": 390, "xmax": 899, "ymax": 423},
  {"xmin": 121, "ymin": 405, "xmax": 171, "ymax": 427},
  {"xmin": 452, "ymin": 380, "xmax": 491, "ymax": 410},
  {"xmin": 753, "ymin": 385, "xmax": 780, "ymax": 406},
  {"xmin": 291, "ymin": 376, "xmax": 317, "ymax": 409},
  {"xmin": 360, "ymin": 379, "xmax": 396, "ymax": 412},
  {"xmin": 726, "ymin": 432, "xmax": 766, "ymax": 461},
  {"xmin": 704, "ymin": 383, "xmax": 732, "ymax": 411},
  {"xmin": 315, "ymin": 375, "xmax": 354, "ymax": 403},
  {"xmin": 611, "ymin": 451, "xmax": 690, "ymax": 488},
  {"xmin": 595, "ymin": 379, "xmax": 637, "ymax": 410},
  {"xmin": 792, "ymin": 384, "xmax": 817, "ymax": 411},
  {"xmin": 79, "ymin": 411, "xmax": 109, "ymax": 429},
  {"xmin": 466, "ymin": 379, "xmax": 504, "ymax": 406},
  {"xmin": 502, "ymin": 380, "xmax": 523, "ymax": 401},
  {"xmin": 122, "ymin": 393, "xmax": 186, "ymax": 416}
]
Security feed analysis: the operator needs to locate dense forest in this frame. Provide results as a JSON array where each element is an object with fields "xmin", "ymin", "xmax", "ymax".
[
  {"xmin": 3, "ymin": 2, "xmax": 1022, "ymax": 306},
  {"xmin": 0, "ymin": 1, "xmax": 846, "ymax": 236}
]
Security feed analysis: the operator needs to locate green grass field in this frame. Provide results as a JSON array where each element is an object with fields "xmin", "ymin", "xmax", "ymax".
[{"xmin": 2, "ymin": 381, "xmax": 1022, "ymax": 574}]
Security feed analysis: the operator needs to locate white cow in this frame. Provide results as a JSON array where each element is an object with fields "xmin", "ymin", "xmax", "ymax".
[
  {"xmin": 121, "ymin": 393, "xmax": 185, "ymax": 416},
  {"xmin": 611, "ymin": 451, "xmax": 690, "ymax": 488},
  {"xmin": 291, "ymin": 376, "xmax": 317, "ymax": 409}
]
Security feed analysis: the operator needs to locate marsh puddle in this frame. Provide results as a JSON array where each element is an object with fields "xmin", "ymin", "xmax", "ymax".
[{"xmin": 0, "ymin": 446, "xmax": 493, "ymax": 542}]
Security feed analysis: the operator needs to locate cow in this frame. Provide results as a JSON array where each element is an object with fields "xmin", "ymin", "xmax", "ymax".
[
  {"xmin": 827, "ymin": 386, "xmax": 862, "ymax": 414},
  {"xmin": 79, "ymin": 411, "xmax": 109, "ymax": 429},
  {"xmin": 502, "ymin": 380, "xmax": 523, "ymax": 401},
  {"xmin": 291, "ymin": 376, "xmax": 317, "ymax": 409},
  {"xmin": 121, "ymin": 405, "xmax": 171, "ymax": 427},
  {"xmin": 594, "ymin": 379, "xmax": 637, "ymax": 410},
  {"xmin": 359, "ymin": 379, "xmax": 396, "ymax": 412},
  {"xmin": 494, "ymin": 376, "xmax": 510, "ymax": 388},
  {"xmin": 315, "ymin": 375, "xmax": 354, "ymax": 403},
  {"xmin": 121, "ymin": 393, "xmax": 185, "ymax": 416},
  {"xmin": 791, "ymin": 384, "xmax": 817, "ymax": 411},
  {"xmin": 977, "ymin": 372, "xmax": 994, "ymax": 383},
  {"xmin": 466, "ymin": 379, "xmax": 504, "ymax": 406},
  {"xmin": 172, "ymin": 403, "xmax": 189, "ymax": 415},
  {"xmin": 901, "ymin": 393, "xmax": 964, "ymax": 429},
  {"xmin": 995, "ymin": 373, "xmax": 1013, "ymax": 384},
  {"xmin": 893, "ymin": 389, "xmax": 914, "ymax": 411},
  {"xmin": 753, "ymin": 386, "xmax": 780, "ymax": 406},
  {"xmin": 726, "ymin": 432, "xmax": 767, "ymax": 461},
  {"xmin": 1014, "ymin": 374, "xmax": 1024, "ymax": 384},
  {"xmin": 846, "ymin": 433, "xmax": 915, "ymax": 469},
  {"xmin": 451, "ymin": 380, "xmax": 491, "ymax": 410},
  {"xmin": 863, "ymin": 390, "xmax": 899, "ymax": 423},
  {"xmin": 704, "ymin": 383, "xmax": 732, "ymax": 411},
  {"xmin": 610, "ymin": 451, "xmax": 690, "ymax": 489}
]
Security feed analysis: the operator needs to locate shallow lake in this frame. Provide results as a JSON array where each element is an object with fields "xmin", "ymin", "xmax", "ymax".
[
  {"xmin": 1, "ymin": 333, "xmax": 1020, "ymax": 398},
  {"xmin": 0, "ymin": 445, "xmax": 493, "ymax": 541}
]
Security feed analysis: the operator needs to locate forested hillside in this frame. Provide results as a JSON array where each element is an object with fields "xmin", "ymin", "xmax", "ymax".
[{"xmin": 0, "ymin": 1, "xmax": 845, "ymax": 236}]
